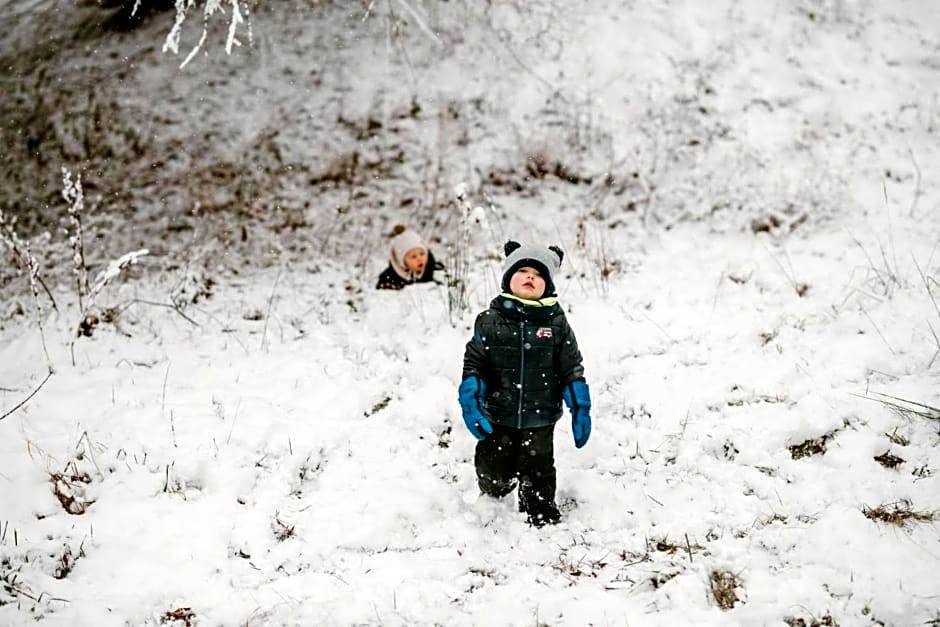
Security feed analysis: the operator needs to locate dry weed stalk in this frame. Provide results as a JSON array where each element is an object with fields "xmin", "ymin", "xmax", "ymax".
[
  {"xmin": 0, "ymin": 210, "xmax": 56, "ymax": 423},
  {"xmin": 0, "ymin": 210, "xmax": 55, "ymax": 373},
  {"xmin": 62, "ymin": 168, "xmax": 150, "ymax": 361},
  {"xmin": 912, "ymin": 254, "xmax": 940, "ymax": 369},
  {"xmin": 447, "ymin": 183, "xmax": 474, "ymax": 323},
  {"xmin": 62, "ymin": 168, "xmax": 89, "ymax": 310}
]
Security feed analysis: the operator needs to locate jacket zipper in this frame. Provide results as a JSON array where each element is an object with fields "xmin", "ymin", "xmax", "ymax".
[{"xmin": 517, "ymin": 320, "xmax": 526, "ymax": 428}]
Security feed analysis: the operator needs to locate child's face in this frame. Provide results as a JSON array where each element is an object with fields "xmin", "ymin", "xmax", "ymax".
[
  {"xmin": 509, "ymin": 266, "xmax": 546, "ymax": 300},
  {"xmin": 403, "ymin": 247, "xmax": 428, "ymax": 273}
]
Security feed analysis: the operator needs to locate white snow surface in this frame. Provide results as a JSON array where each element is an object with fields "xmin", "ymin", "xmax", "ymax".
[{"xmin": 2, "ymin": 1, "xmax": 940, "ymax": 626}]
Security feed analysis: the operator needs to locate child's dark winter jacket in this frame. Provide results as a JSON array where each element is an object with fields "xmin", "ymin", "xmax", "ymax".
[{"xmin": 462, "ymin": 294, "xmax": 585, "ymax": 429}]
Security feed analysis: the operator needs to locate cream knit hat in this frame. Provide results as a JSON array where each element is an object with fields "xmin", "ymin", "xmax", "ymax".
[{"xmin": 388, "ymin": 225, "xmax": 427, "ymax": 280}]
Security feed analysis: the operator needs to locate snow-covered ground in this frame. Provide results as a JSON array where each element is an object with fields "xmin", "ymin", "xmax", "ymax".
[{"xmin": 1, "ymin": 1, "xmax": 939, "ymax": 625}]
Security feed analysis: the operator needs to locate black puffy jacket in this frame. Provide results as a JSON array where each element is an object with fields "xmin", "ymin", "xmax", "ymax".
[{"xmin": 462, "ymin": 295, "xmax": 585, "ymax": 429}]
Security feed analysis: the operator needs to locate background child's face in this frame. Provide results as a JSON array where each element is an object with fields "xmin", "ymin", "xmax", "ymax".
[
  {"xmin": 403, "ymin": 247, "xmax": 428, "ymax": 273},
  {"xmin": 509, "ymin": 266, "xmax": 546, "ymax": 299}
]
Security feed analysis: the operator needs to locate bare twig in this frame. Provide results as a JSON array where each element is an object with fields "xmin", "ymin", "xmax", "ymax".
[
  {"xmin": 912, "ymin": 255, "xmax": 940, "ymax": 320},
  {"xmin": 485, "ymin": 22, "xmax": 563, "ymax": 99},
  {"xmin": 394, "ymin": 0, "xmax": 443, "ymax": 46},
  {"xmin": 188, "ymin": 304, "xmax": 249, "ymax": 355},
  {"xmin": 908, "ymin": 147, "xmax": 922, "ymax": 217},
  {"xmin": 260, "ymin": 266, "xmax": 284, "ymax": 351},
  {"xmin": 880, "ymin": 180, "xmax": 900, "ymax": 283},
  {"xmin": 845, "ymin": 228, "xmax": 891, "ymax": 295},
  {"xmin": 24, "ymin": 242, "xmax": 54, "ymax": 372},
  {"xmin": 0, "ymin": 371, "xmax": 53, "ymax": 422},
  {"xmin": 762, "ymin": 243, "xmax": 806, "ymax": 297},
  {"xmin": 859, "ymin": 304, "xmax": 895, "ymax": 355},
  {"xmin": 161, "ymin": 362, "xmax": 171, "ymax": 416},
  {"xmin": 120, "ymin": 299, "xmax": 199, "ymax": 327}
]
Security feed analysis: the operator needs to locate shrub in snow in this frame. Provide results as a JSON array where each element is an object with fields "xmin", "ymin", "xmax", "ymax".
[{"xmin": 62, "ymin": 170, "xmax": 149, "ymax": 345}]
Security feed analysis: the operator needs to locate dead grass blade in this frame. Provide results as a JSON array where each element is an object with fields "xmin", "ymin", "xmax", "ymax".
[{"xmin": 853, "ymin": 391, "xmax": 940, "ymax": 421}]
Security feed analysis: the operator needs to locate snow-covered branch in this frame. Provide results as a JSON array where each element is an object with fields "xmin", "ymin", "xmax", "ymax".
[{"xmin": 163, "ymin": 0, "xmax": 251, "ymax": 68}]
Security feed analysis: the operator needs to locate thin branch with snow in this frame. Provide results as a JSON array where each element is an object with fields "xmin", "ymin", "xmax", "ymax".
[{"xmin": 164, "ymin": 0, "xmax": 250, "ymax": 69}]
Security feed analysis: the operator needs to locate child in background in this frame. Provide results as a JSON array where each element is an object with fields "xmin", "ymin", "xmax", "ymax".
[
  {"xmin": 376, "ymin": 225, "xmax": 441, "ymax": 290},
  {"xmin": 458, "ymin": 241, "xmax": 592, "ymax": 527}
]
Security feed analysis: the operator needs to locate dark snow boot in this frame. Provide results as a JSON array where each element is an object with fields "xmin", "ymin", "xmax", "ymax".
[
  {"xmin": 527, "ymin": 502, "xmax": 562, "ymax": 527},
  {"xmin": 519, "ymin": 479, "xmax": 561, "ymax": 527}
]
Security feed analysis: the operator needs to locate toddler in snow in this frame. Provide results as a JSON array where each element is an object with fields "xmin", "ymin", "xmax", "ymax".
[
  {"xmin": 458, "ymin": 241, "xmax": 591, "ymax": 526},
  {"xmin": 376, "ymin": 225, "xmax": 441, "ymax": 290}
]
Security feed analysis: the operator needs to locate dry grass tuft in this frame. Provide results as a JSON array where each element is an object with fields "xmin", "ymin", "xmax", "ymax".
[
  {"xmin": 789, "ymin": 435, "xmax": 830, "ymax": 460},
  {"xmin": 709, "ymin": 569, "xmax": 740, "ymax": 610},
  {"xmin": 53, "ymin": 541, "xmax": 85, "ymax": 580},
  {"xmin": 652, "ymin": 535, "xmax": 704, "ymax": 559},
  {"xmin": 551, "ymin": 550, "xmax": 607, "ymax": 583},
  {"xmin": 273, "ymin": 515, "xmax": 295, "ymax": 541},
  {"xmin": 859, "ymin": 391, "xmax": 940, "ymax": 422},
  {"xmin": 873, "ymin": 451, "xmax": 904, "ymax": 469},
  {"xmin": 862, "ymin": 499, "xmax": 935, "ymax": 527},
  {"xmin": 884, "ymin": 428, "xmax": 909, "ymax": 446}
]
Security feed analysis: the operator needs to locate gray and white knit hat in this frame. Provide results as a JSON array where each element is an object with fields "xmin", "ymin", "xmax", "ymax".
[{"xmin": 501, "ymin": 240, "xmax": 565, "ymax": 297}]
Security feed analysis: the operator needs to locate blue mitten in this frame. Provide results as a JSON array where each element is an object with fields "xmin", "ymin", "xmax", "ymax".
[
  {"xmin": 563, "ymin": 381, "xmax": 592, "ymax": 448},
  {"xmin": 458, "ymin": 376, "xmax": 493, "ymax": 440}
]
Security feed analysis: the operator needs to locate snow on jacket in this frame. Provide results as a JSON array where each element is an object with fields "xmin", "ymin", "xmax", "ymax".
[{"xmin": 462, "ymin": 294, "xmax": 585, "ymax": 429}]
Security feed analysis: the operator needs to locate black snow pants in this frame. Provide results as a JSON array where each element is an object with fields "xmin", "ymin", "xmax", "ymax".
[{"xmin": 474, "ymin": 423, "xmax": 559, "ymax": 524}]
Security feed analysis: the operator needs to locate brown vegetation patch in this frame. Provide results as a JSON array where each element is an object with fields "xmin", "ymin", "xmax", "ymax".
[
  {"xmin": 784, "ymin": 613, "xmax": 839, "ymax": 627},
  {"xmin": 49, "ymin": 471, "xmax": 93, "ymax": 515},
  {"xmin": 789, "ymin": 435, "xmax": 830, "ymax": 460},
  {"xmin": 652, "ymin": 535, "xmax": 704, "ymax": 560},
  {"xmin": 709, "ymin": 569, "xmax": 740, "ymax": 610},
  {"xmin": 162, "ymin": 607, "xmax": 195, "ymax": 627},
  {"xmin": 862, "ymin": 499, "xmax": 935, "ymax": 527}
]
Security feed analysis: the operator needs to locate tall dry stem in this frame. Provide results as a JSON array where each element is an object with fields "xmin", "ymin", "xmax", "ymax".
[{"xmin": 62, "ymin": 168, "xmax": 89, "ymax": 311}]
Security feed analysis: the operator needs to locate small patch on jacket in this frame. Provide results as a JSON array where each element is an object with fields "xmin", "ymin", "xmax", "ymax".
[{"xmin": 536, "ymin": 327, "xmax": 553, "ymax": 338}]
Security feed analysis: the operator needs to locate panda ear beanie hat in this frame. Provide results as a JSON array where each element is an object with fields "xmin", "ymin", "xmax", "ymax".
[{"xmin": 501, "ymin": 240, "xmax": 565, "ymax": 297}]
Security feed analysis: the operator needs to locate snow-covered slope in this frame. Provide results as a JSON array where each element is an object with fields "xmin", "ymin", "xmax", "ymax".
[{"xmin": 1, "ymin": 1, "xmax": 939, "ymax": 625}]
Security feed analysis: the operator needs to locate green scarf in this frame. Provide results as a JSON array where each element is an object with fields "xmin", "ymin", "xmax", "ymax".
[{"xmin": 500, "ymin": 293, "xmax": 558, "ymax": 307}]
